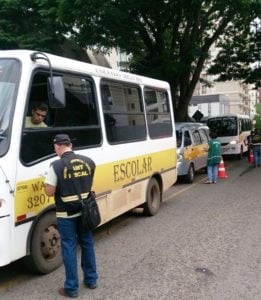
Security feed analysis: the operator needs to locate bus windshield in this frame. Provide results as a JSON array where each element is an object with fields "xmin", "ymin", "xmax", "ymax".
[
  {"xmin": 207, "ymin": 117, "xmax": 238, "ymax": 137},
  {"xmin": 0, "ymin": 59, "xmax": 20, "ymax": 155}
]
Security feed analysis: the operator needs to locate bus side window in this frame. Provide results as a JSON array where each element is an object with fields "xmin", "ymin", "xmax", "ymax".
[
  {"xmin": 238, "ymin": 119, "xmax": 242, "ymax": 133},
  {"xmin": 101, "ymin": 80, "xmax": 146, "ymax": 143},
  {"xmin": 24, "ymin": 72, "xmax": 52, "ymax": 127},
  {"xmin": 53, "ymin": 76, "xmax": 98, "ymax": 127},
  {"xmin": 144, "ymin": 88, "xmax": 172, "ymax": 138},
  {"xmin": 101, "ymin": 84, "xmax": 116, "ymax": 136},
  {"xmin": 21, "ymin": 73, "xmax": 101, "ymax": 164},
  {"xmin": 21, "ymin": 73, "xmax": 53, "ymax": 164}
]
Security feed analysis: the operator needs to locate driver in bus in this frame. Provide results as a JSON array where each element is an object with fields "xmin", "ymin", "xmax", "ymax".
[{"xmin": 25, "ymin": 102, "xmax": 48, "ymax": 128}]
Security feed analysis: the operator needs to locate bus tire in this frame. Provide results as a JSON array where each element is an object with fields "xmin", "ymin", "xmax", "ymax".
[
  {"xmin": 143, "ymin": 178, "xmax": 161, "ymax": 216},
  {"xmin": 184, "ymin": 164, "xmax": 195, "ymax": 183},
  {"xmin": 24, "ymin": 211, "xmax": 62, "ymax": 274}
]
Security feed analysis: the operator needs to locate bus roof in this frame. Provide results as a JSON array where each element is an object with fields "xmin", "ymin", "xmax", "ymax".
[{"xmin": 0, "ymin": 49, "xmax": 170, "ymax": 88}]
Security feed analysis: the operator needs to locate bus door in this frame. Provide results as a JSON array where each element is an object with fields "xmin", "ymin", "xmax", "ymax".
[{"xmin": 0, "ymin": 57, "xmax": 24, "ymax": 265}]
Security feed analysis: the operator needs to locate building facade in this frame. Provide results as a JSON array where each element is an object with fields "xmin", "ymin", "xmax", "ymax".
[
  {"xmin": 84, "ymin": 46, "xmax": 258, "ymax": 120},
  {"xmin": 189, "ymin": 44, "xmax": 258, "ymax": 120}
]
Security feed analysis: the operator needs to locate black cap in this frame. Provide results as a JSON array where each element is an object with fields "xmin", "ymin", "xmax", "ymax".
[{"xmin": 53, "ymin": 134, "xmax": 71, "ymax": 145}]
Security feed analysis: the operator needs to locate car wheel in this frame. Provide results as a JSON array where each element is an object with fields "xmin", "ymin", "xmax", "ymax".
[{"xmin": 184, "ymin": 164, "xmax": 195, "ymax": 183}]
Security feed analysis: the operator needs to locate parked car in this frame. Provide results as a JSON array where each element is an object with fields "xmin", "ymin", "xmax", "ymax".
[{"xmin": 175, "ymin": 122, "xmax": 210, "ymax": 183}]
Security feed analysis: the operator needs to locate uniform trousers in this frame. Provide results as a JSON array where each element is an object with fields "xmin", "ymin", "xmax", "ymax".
[
  {"xmin": 57, "ymin": 216, "xmax": 98, "ymax": 296},
  {"xmin": 253, "ymin": 145, "xmax": 261, "ymax": 167}
]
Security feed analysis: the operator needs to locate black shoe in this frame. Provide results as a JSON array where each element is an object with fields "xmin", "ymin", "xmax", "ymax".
[
  {"xmin": 58, "ymin": 287, "xmax": 78, "ymax": 298},
  {"xmin": 85, "ymin": 283, "xmax": 97, "ymax": 289}
]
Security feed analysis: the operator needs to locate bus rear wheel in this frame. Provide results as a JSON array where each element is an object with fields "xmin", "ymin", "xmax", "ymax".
[
  {"xmin": 143, "ymin": 178, "xmax": 161, "ymax": 216},
  {"xmin": 24, "ymin": 211, "xmax": 62, "ymax": 274}
]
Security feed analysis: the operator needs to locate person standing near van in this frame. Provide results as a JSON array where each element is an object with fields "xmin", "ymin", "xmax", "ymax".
[
  {"xmin": 250, "ymin": 128, "xmax": 261, "ymax": 167},
  {"xmin": 44, "ymin": 134, "xmax": 98, "ymax": 298},
  {"xmin": 205, "ymin": 131, "xmax": 222, "ymax": 184}
]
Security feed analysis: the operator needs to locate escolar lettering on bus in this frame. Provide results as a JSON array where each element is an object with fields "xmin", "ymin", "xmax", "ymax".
[{"xmin": 113, "ymin": 156, "xmax": 152, "ymax": 182}]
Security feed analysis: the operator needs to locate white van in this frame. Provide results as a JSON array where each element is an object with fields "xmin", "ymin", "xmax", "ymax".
[{"xmin": 176, "ymin": 122, "xmax": 209, "ymax": 183}]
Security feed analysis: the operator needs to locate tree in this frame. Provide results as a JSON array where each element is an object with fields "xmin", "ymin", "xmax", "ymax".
[
  {"xmin": 0, "ymin": 0, "xmax": 66, "ymax": 54},
  {"xmin": 58, "ymin": 0, "xmax": 260, "ymax": 121},
  {"xmin": 208, "ymin": 16, "xmax": 261, "ymax": 89},
  {"xmin": 254, "ymin": 103, "xmax": 261, "ymax": 128}
]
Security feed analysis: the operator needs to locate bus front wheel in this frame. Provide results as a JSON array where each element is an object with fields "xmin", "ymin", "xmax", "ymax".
[
  {"xmin": 24, "ymin": 211, "xmax": 62, "ymax": 274},
  {"xmin": 143, "ymin": 178, "xmax": 161, "ymax": 216}
]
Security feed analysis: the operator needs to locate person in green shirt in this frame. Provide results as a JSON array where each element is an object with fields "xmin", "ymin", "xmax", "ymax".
[
  {"xmin": 205, "ymin": 131, "xmax": 222, "ymax": 184},
  {"xmin": 250, "ymin": 128, "xmax": 261, "ymax": 167}
]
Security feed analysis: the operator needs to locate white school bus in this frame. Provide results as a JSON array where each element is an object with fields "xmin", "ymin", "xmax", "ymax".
[
  {"xmin": 207, "ymin": 114, "xmax": 251, "ymax": 159},
  {"xmin": 0, "ymin": 50, "xmax": 177, "ymax": 274}
]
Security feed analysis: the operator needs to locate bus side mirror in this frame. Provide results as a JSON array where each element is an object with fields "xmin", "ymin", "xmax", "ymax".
[{"xmin": 47, "ymin": 76, "xmax": 66, "ymax": 108}]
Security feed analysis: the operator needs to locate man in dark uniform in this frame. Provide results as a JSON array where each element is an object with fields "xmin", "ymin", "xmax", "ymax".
[{"xmin": 44, "ymin": 134, "xmax": 98, "ymax": 298}]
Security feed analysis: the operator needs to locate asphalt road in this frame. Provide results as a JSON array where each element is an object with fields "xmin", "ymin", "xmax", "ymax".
[{"xmin": 0, "ymin": 158, "xmax": 260, "ymax": 300}]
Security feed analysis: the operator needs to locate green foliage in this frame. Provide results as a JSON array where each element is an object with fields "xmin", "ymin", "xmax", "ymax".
[
  {"xmin": 0, "ymin": 0, "xmax": 260, "ymax": 121},
  {"xmin": 58, "ymin": 0, "xmax": 260, "ymax": 121},
  {"xmin": 256, "ymin": 103, "xmax": 261, "ymax": 115},
  {"xmin": 252, "ymin": 103, "xmax": 261, "ymax": 129},
  {"xmin": 253, "ymin": 103, "xmax": 261, "ymax": 129},
  {"xmin": 0, "ymin": 0, "xmax": 67, "ymax": 53},
  {"xmin": 208, "ymin": 4, "xmax": 261, "ymax": 88}
]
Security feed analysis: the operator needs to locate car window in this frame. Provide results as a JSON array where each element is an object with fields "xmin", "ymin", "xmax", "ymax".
[
  {"xmin": 199, "ymin": 129, "xmax": 209, "ymax": 143},
  {"xmin": 176, "ymin": 130, "xmax": 182, "ymax": 147},
  {"xmin": 192, "ymin": 130, "xmax": 201, "ymax": 145},
  {"xmin": 183, "ymin": 130, "xmax": 192, "ymax": 146}
]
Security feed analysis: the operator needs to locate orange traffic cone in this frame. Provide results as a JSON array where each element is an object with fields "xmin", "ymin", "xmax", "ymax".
[
  {"xmin": 248, "ymin": 150, "xmax": 254, "ymax": 164},
  {"xmin": 218, "ymin": 157, "xmax": 228, "ymax": 179}
]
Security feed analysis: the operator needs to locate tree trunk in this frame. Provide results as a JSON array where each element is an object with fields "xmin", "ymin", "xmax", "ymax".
[
  {"xmin": 169, "ymin": 80, "xmax": 192, "ymax": 122},
  {"xmin": 174, "ymin": 95, "xmax": 191, "ymax": 122}
]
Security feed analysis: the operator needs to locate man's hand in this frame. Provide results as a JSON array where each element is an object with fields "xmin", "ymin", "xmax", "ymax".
[{"xmin": 44, "ymin": 184, "xmax": 56, "ymax": 197}]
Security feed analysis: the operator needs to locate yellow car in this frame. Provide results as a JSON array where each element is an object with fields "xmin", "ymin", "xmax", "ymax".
[{"xmin": 176, "ymin": 122, "xmax": 209, "ymax": 183}]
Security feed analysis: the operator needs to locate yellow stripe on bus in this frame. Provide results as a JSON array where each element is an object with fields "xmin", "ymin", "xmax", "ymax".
[{"xmin": 15, "ymin": 148, "xmax": 176, "ymax": 223}]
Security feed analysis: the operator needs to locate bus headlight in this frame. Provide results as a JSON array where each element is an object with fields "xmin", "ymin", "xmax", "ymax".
[{"xmin": 230, "ymin": 140, "xmax": 237, "ymax": 145}]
